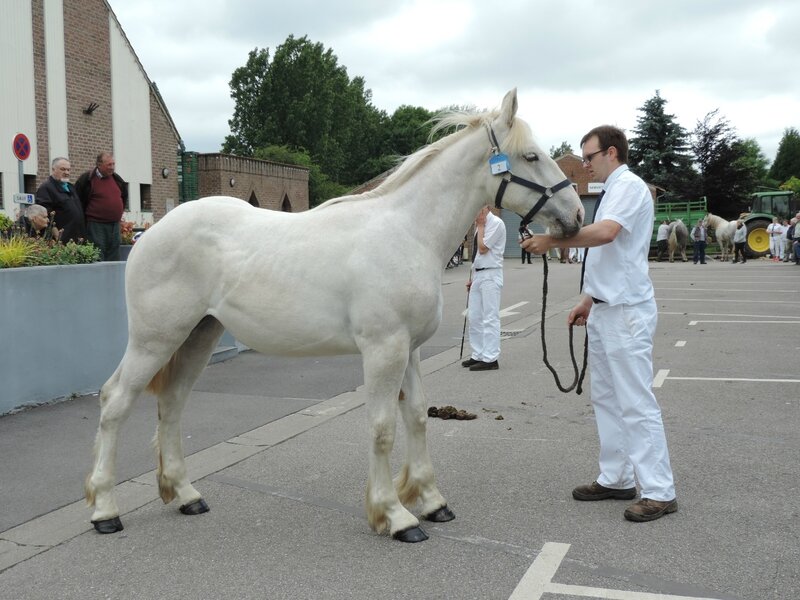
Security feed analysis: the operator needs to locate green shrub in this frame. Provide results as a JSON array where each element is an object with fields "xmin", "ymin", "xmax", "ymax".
[{"xmin": 0, "ymin": 231, "xmax": 100, "ymax": 268}]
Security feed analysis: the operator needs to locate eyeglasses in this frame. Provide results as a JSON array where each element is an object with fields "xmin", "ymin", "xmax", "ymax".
[{"xmin": 582, "ymin": 149, "xmax": 606, "ymax": 165}]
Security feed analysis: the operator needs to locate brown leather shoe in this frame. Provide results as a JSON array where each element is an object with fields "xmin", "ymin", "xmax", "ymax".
[
  {"xmin": 624, "ymin": 498, "xmax": 678, "ymax": 522},
  {"xmin": 572, "ymin": 481, "xmax": 637, "ymax": 501}
]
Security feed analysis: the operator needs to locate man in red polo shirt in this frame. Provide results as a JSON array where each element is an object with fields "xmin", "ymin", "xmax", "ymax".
[{"xmin": 76, "ymin": 152, "xmax": 128, "ymax": 261}]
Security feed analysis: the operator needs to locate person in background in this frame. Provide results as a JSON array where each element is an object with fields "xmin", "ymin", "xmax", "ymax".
[
  {"xmin": 656, "ymin": 219, "xmax": 669, "ymax": 262},
  {"xmin": 690, "ymin": 219, "xmax": 707, "ymax": 264},
  {"xmin": 76, "ymin": 152, "xmax": 128, "ymax": 261},
  {"xmin": 731, "ymin": 220, "xmax": 747, "ymax": 264},
  {"xmin": 766, "ymin": 217, "xmax": 783, "ymax": 261},
  {"xmin": 462, "ymin": 205, "xmax": 506, "ymax": 372},
  {"xmin": 522, "ymin": 124, "xmax": 677, "ymax": 523},
  {"xmin": 781, "ymin": 219, "xmax": 792, "ymax": 262},
  {"xmin": 35, "ymin": 157, "xmax": 85, "ymax": 243},
  {"xmin": 19, "ymin": 204, "xmax": 59, "ymax": 239},
  {"xmin": 519, "ymin": 225, "xmax": 533, "ymax": 264}
]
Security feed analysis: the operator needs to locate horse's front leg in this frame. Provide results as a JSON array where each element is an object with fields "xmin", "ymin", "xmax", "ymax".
[
  {"xmin": 395, "ymin": 349, "xmax": 454, "ymax": 524},
  {"xmin": 361, "ymin": 338, "xmax": 427, "ymax": 542}
]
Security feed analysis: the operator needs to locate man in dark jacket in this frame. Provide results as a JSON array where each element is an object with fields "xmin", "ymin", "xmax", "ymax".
[
  {"xmin": 35, "ymin": 157, "xmax": 86, "ymax": 243},
  {"xmin": 75, "ymin": 152, "xmax": 128, "ymax": 261}
]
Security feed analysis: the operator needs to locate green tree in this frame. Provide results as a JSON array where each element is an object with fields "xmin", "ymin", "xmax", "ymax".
[
  {"xmin": 769, "ymin": 127, "xmax": 800, "ymax": 183},
  {"xmin": 223, "ymin": 35, "xmax": 387, "ymax": 199},
  {"xmin": 549, "ymin": 141, "xmax": 573, "ymax": 159},
  {"xmin": 779, "ymin": 175, "xmax": 800, "ymax": 194},
  {"xmin": 690, "ymin": 110, "xmax": 768, "ymax": 217},
  {"xmin": 629, "ymin": 91, "xmax": 697, "ymax": 200}
]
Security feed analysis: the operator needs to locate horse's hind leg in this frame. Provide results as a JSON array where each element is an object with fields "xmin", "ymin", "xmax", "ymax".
[
  {"xmin": 395, "ymin": 349, "xmax": 453, "ymax": 524},
  {"xmin": 153, "ymin": 316, "xmax": 225, "ymax": 515},
  {"xmin": 86, "ymin": 347, "xmax": 174, "ymax": 532}
]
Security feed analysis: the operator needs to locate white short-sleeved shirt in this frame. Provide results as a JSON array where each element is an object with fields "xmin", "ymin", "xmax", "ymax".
[
  {"xmin": 473, "ymin": 211, "xmax": 506, "ymax": 270},
  {"xmin": 583, "ymin": 165, "xmax": 654, "ymax": 306},
  {"xmin": 656, "ymin": 223, "xmax": 669, "ymax": 242}
]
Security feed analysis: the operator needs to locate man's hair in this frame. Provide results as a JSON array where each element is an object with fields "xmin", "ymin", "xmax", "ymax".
[
  {"xmin": 51, "ymin": 157, "xmax": 69, "ymax": 169},
  {"xmin": 25, "ymin": 204, "xmax": 47, "ymax": 218},
  {"xmin": 580, "ymin": 125, "xmax": 629, "ymax": 164},
  {"xmin": 96, "ymin": 152, "xmax": 113, "ymax": 165}
]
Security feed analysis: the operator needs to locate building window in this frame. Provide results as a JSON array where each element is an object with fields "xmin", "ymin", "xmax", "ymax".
[
  {"xmin": 140, "ymin": 184, "xmax": 151, "ymax": 211},
  {"xmin": 281, "ymin": 194, "xmax": 292, "ymax": 212}
]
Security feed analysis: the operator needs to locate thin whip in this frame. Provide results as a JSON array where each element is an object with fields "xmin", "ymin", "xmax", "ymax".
[{"xmin": 539, "ymin": 254, "xmax": 589, "ymax": 394}]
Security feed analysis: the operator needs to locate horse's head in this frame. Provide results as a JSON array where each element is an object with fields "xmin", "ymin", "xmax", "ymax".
[{"xmin": 485, "ymin": 89, "xmax": 583, "ymax": 238}]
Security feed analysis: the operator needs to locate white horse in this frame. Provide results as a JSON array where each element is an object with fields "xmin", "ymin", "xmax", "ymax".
[
  {"xmin": 84, "ymin": 89, "xmax": 583, "ymax": 542},
  {"xmin": 704, "ymin": 212, "xmax": 736, "ymax": 261},
  {"xmin": 667, "ymin": 218, "xmax": 688, "ymax": 262}
]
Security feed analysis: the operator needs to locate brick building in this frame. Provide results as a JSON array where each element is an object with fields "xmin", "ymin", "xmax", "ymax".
[
  {"xmin": 1, "ymin": 0, "xmax": 309, "ymax": 225},
  {"xmin": 197, "ymin": 154, "xmax": 309, "ymax": 212}
]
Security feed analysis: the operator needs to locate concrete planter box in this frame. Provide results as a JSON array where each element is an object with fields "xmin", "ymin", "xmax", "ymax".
[{"xmin": 0, "ymin": 262, "xmax": 238, "ymax": 415}]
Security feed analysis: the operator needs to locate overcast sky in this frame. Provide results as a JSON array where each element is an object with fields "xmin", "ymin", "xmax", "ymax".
[{"xmin": 107, "ymin": 0, "xmax": 799, "ymax": 165}]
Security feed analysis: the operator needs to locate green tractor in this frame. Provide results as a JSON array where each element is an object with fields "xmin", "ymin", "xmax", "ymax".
[{"xmin": 740, "ymin": 191, "xmax": 800, "ymax": 257}]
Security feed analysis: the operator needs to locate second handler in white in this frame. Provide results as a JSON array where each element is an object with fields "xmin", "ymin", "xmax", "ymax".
[
  {"xmin": 462, "ymin": 205, "xmax": 506, "ymax": 372},
  {"xmin": 521, "ymin": 125, "xmax": 677, "ymax": 523}
]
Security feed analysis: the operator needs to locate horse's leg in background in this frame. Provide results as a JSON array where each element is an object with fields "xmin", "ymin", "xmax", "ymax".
[
  {"xmin": 395, "ymin": 349, "xmax": 453, "ymax": 523},
  {"xmin": 153, "ymin": 316, "xmax": 225, "ymax": 515},
  {"xmin": 360, "ymin": 333, "xmax": 426, "ymax": 542},
  {"xmin": 86, "ymin": 345, "xmax": 177, "ymax": 533}
]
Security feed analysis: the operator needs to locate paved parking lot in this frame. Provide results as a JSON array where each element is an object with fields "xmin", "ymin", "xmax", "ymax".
[{"xmin": 0, "ymin": 257, "xmax": 797, "ymax": 599}]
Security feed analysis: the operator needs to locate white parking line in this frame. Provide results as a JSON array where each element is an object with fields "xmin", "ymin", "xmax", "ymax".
[
  {"xmin": 653, "ymin": 369, "xmax": 800, "ymax": 387},
  {"xmin": 509, "ymin": 542, "xmax": 724, "ymax": 600},
  {"xmin": 657, "ymin": 297, "xmax": 800, "ymax": 305},
  {"xmin": 689, "ymin": 320, "xmax": 800, "ymax": 325},
  {"xmin": 675, "ymin": 341, "xmax": 686, "ymax": 347}
]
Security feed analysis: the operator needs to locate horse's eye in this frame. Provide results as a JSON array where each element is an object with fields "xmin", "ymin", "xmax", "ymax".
[{"xmin": 524, "ymin": 152, "xmax": 539, "ymax": 162}]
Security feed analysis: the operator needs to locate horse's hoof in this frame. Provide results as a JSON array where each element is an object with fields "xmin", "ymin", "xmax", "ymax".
[
  {"xmin": 179, "ymin": 498, "xmax": 210, "ymax": 515},
  {"xmin": 392, "ymin": 525, "xmax": 429, "ymax": 543},
  {"xmin": 423, "ymin": 505, "xmax": 456, "ymax": 523},
  {"xmin": 92, "ymin": 516, "xmax": 124, "ymax": 534}
]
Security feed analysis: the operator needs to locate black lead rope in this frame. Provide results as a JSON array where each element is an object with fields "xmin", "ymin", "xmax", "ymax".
[{"xmin": 538, "ymin": 252, "xmax": 589, "ymax": 394}]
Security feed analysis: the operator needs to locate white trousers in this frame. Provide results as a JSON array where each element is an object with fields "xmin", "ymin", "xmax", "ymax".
[
  {"xmin": 587, "ymin": 299, "xmax": 676, "ymax": 501},
  {"xmin": 770, "ymin": 236, "xmax": 783, "ymax": 259},
  {"xmin": 468, "ymin": 269, "xmax": 503, "ymax": 362}
]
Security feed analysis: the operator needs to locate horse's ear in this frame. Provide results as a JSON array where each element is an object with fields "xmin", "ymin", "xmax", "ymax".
[{"xmin": 499, "ymin": 88, "xmax": 518, "ymax": 128}]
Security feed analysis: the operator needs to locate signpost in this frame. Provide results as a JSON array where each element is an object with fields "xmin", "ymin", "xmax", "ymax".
[{"xmin": 12, "ymin": 133, "xmax": 31, "ymax": 196}]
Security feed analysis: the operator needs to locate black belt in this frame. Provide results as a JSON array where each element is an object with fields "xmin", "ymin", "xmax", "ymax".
[
  {"xmin": 591, "ymin": 297, "xmax": 606, "ymax": 304},
  {"xmin": 475, "ymin": 267, "xmax": 499, "ymax": 271}
]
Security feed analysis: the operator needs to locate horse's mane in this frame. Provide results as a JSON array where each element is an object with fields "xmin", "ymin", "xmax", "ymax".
[{"xmin": 316, "ymin": 106, "xmax": 532, "ymax": 209}]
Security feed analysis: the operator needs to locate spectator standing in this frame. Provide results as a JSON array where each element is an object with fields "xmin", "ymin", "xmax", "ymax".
[
  {"xmin": 656, "ymin": 219, "xmax": 669, "ymax": 262},
  {"xmin": 732, "ymin": 220, "xmax": 747, "ymax": 264},
  {"xmin": 781, "ymin": 219, "xmax": 792, "ymax": 262},
  {"xmin": 519, "ymin": 225, "xmax": 533, "ymax": 264},
  {"xmin": 690, "ymin": 219, "xmax": 707, "ymax": 264},
  {"xmin": 76, "ymin": 152, "xmax": 128, "ymax": 261},
  {"xmin": 766, "ymin": 217, "xmax": 783, "ymax": 261},
  {"xmin": 35, "ymin": 157, "xmax": 85, "ymax": 243}
]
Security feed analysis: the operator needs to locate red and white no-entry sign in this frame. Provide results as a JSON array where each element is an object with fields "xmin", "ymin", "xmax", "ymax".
[{"xmin": 13, "ymin": 133, "xmax": 31, "ymax": 161}]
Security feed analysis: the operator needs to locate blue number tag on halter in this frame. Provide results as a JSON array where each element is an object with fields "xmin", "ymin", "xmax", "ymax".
[{"xmin": 489, "ymin": 153, "xmax": 510, "ymax": 175}]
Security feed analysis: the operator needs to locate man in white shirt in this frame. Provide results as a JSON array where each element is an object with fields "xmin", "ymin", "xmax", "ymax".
[
  {"xmin": 656, "ymin": 219, "xmax": 670, "ymax": 262},
  {"xmin": 766, "ymin": 217, "xmax": 784, "ymax": 261},
  {"xmin": 521, "ymin": 125, "xmax": 677, "ymax": 523},
  {"xmin": 462, "ymin": 206, "xmax": 506, "ymax": 371}
]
